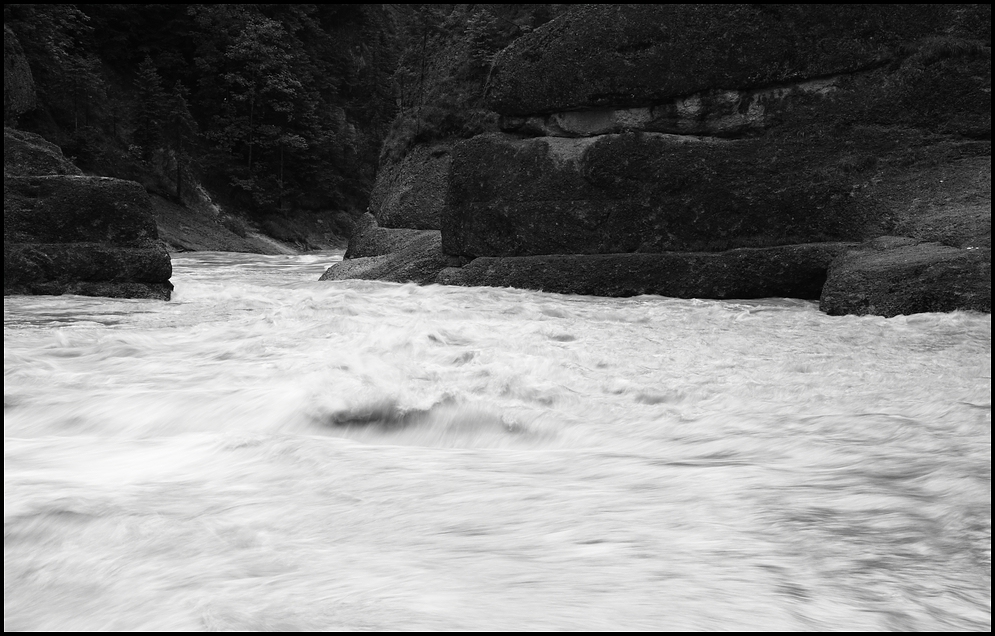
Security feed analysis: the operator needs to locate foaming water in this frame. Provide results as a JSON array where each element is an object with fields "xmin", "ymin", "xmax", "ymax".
[{"xmin": 5, "ymin": 251, "xmax": 990, "ymax": 630}]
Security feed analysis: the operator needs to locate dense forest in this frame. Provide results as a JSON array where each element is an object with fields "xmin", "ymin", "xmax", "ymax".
[{"xmin": 3, "ymin": 4, "xmax": 563, "ymax": 241}]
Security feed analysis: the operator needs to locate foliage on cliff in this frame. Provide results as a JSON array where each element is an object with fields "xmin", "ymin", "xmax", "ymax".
[{"xmin": 4, "ymin": 4, "xmax": 398, "ymax": 224}]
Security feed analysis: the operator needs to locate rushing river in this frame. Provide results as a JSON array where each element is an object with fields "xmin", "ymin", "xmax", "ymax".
[{"xmin": 4, "ymin": 251, "xmax": 990, "ymax": 631}]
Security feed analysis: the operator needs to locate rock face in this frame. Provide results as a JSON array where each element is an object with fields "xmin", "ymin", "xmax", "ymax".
[
  {"xmin": 327, "ymin": 5, "xmax": 991, "ymax": 316},
  {"xmin": 4, "ymin": 128, "xmax": 173, "ymax": 299}
]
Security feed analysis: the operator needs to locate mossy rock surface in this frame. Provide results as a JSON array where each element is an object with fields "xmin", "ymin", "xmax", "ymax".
[{"xmin": 4, "ymin": 145, "xmax": 173, "ymax": 299}]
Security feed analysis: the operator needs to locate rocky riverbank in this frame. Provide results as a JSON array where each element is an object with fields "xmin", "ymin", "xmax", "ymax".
[{"xmin": 323, "ymin": 4, "xmax": 991, "ymax": 317}]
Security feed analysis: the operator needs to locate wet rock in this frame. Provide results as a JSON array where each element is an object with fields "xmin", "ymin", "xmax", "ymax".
[
  {"xmin": 820, "ymin": 238, "xmax": 991, "ymax": 316},
  {"xmin": 438, "ymin": 243, "xmax": 851, "ymax": 300}
]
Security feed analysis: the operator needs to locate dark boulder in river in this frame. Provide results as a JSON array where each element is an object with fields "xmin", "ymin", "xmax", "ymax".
[
  {"xmin": 322, "ymin": 5, "xmax": 990, "ymax": 317},
  {"xmin": 4, "ymin": 128, "xmax": 172, "ymax": 300}
]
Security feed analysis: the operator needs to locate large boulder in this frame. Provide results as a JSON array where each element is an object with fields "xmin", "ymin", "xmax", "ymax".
[
  {"xmin": 4, "ymin": 128, "xmax": 172, "ymax": 300},
  {"xmin": 5, "ymin": 175, "xmax": 160, "ymax": 244},
  {"xmin": 820, "ymin": 237, "xmax": 991, "ymax": 317},
  {"xmin": 4, "ymin": 243, "xmax": 172, "ymax": 298}
]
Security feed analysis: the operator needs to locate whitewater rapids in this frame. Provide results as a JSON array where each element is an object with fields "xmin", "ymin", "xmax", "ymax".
[{"xmin": 4, "ymin": 251, "xmax": 990, "ymax": 630}]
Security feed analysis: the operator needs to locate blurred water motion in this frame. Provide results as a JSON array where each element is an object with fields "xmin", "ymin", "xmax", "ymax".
[{"xmin": 4, "ymin": 251, "xmax": 990, "ymax": 631}]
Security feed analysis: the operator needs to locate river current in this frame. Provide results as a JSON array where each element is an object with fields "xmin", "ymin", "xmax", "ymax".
[{"xmin": 4, "ymin": 251, "xmax": 991, "ymax": 630}]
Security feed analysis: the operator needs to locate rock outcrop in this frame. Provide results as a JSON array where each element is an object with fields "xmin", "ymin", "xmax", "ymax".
[
  {"xmin": 325, "ymin": 4, "xmax": 991, "ymax": 316},
  {"xmin": 4, "ymin": 128, "xmax": 173, "ymax": 299}
]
